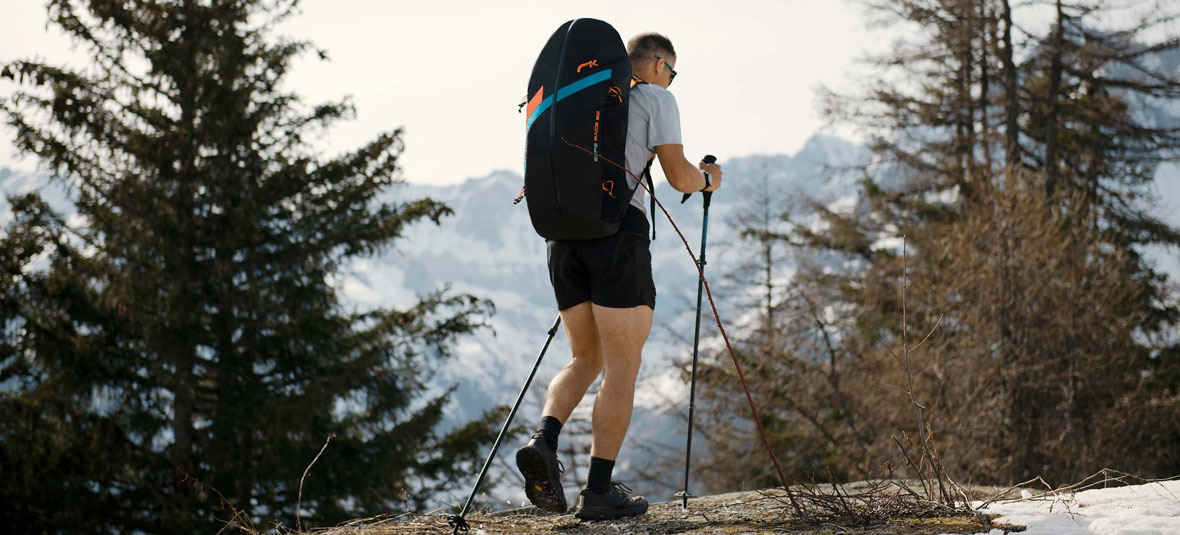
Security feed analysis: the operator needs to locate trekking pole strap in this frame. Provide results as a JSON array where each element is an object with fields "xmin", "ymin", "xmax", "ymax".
[{"xmin": 681, "ymin": 155, "xmax": 717, "ymax": 204}]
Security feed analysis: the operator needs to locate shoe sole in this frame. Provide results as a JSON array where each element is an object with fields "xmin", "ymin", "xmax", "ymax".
[
  {"xmin": 516, "ymin": 445, "xmax": 567, "ymax": 513},
  {"xmin": 575, "ymin": 502, "xmax": 649, "ymax": 521}
]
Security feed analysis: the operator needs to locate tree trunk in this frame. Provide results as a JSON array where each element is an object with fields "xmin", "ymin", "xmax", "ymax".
[
  {"xmin": 1001, "ymin": 0, "xmax": 1020, "ymax": 176},
  {"xmin": 1045, "ymin": 0, "xmax": 1065, "ymax": 199},
  {"xmin": 979, "ymin": 0, "xmax": 993, "ymax": 175}
]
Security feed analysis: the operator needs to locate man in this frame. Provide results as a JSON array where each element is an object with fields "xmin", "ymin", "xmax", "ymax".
[{"xmin": 515, "ymin": 32, "xmax": 723, "ymax": 520}]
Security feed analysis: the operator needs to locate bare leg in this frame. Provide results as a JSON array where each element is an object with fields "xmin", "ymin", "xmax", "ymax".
[
  {"xmin": 542, "ymin": 302, "xmax": 603, "ymax": 423},
  {"xmin": 589, "ymin": 304, "xmax": 653, "ymax": 461},
  {"xmin": 519, "ymin": 304, "xmax": 601, "ymax": 514}
]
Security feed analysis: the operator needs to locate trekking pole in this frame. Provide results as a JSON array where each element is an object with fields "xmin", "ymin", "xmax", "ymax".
[
  {"xmin": 674, "ymin": 155, "xmax": 716, "ymax": 509},
  {"xmin": 447, "ymin": 314, "xmax": 562, "ymax": 534}
]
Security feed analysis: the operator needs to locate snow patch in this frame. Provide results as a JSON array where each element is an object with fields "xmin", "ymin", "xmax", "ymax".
[{"xmin": 977, "ymin": 480, "xmax": 1180, "ymax": 535}]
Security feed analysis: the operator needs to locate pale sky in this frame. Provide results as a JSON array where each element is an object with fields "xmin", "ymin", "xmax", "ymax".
[{"xmin": 1, "ymin": 0, "xmax": 882, "ymax": 185}]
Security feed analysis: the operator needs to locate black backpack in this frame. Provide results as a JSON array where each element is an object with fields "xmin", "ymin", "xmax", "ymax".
[{"xmin": 516, "ymin": 18, "xmax": 655, "ymax": 241}]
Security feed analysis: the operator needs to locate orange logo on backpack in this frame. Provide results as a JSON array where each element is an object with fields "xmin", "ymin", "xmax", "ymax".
[
  {"xmin": 602, "ymin": 179, "xmax": 615, "ymax": 197},
  {"xmin": 577, "ymin": 59, "xmax": 599, "ymax": 73},
  {"xmin": 608, "ymin": 85, "xmax": 622, "ymax": 103}
]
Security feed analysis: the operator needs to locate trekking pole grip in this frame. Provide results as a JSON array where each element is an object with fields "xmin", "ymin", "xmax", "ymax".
[{"xmin": 681, "ymin": 154, "xmax": 718, "ymax": 204}]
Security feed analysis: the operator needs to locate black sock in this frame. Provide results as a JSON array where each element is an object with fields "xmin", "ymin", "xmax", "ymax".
[
  {"xmin": 538, "ymin": 416, "xmax": 562, "ymax": 451},
  {"xmin": 587, "ymin": 457, "xmax": 615, "ymax": 494}
]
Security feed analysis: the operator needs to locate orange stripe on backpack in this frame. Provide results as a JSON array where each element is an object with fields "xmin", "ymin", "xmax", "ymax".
[{"xmin": 525, "ymin": 86, "xmax": 545, "ymax": 125}]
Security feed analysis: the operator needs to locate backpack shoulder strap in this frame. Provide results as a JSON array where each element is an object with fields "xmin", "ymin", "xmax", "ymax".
[
  {"xmin": 641, "ymin": 155, "xmax": 656, "ymax": 240},
  {"xmin": 630, "ymin": 79, "xmax": 658, "ymax": 240}
]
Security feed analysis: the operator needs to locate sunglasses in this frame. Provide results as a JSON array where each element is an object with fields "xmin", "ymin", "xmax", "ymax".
[{"xmin": 653, "ymin": 53, "xmax": 677, "ymax": 85}]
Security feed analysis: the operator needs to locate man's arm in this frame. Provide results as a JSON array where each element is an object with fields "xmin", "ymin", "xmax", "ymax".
[{"xmin": 654, "ymin": 144, "xmax": 723, "ymax": 194}]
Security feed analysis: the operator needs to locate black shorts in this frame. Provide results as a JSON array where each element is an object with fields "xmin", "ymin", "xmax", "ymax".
[{"xmin": 547, "ymin": 207, "xmax": 656, "ymax": 310}]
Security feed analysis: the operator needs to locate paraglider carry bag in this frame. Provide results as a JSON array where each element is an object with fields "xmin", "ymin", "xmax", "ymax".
[{"xmin": 521, "ymin": 18, "xmax": 644, "ymax": 241}]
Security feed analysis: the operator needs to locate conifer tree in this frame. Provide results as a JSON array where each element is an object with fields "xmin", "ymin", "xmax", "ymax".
[
  {"xmin": 832, "ymin": 0, "xmax": 1180, "ymax": 483},
  {"xmin": 0, "ymin": 1, "xmax": 499, "ymax": 532},
  {"xmin": 700, "ymin": 0, "xmax": 1180, "ymax": 488}
]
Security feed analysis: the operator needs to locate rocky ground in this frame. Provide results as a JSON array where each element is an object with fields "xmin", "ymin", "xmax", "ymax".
[{"xmin": 304, "ymin": 483, "xmax": 1025, "ymax": 535}]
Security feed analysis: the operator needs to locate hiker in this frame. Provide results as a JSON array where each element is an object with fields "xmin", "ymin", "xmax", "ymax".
[{"xmin": 515, "ymin": 32, "xmax": 723, "ymax": 520}]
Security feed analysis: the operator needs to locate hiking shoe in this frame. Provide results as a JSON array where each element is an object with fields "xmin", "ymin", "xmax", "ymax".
[
  {"xmin": 515, "ymin": 433, "xmax": 567, "ymax": 513},
  {"xmin": 575, "ymin": 481, "xmax": 648, "ymax": 520}
]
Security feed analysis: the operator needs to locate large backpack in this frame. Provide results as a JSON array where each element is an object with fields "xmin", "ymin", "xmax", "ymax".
[{"xmin": 517, "ymin": 18, "xmax": 653, "ymax": 241}]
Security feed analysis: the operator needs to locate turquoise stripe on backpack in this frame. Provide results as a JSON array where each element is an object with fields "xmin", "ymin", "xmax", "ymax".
[{"xmin": 526, "ymin": 69, "xmax": 613, "ymax": 133}]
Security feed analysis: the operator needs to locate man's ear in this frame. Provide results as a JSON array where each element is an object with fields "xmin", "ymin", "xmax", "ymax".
[{"xmin": 638, "ymin": 59, "xmax": 654, "ymax": 80}]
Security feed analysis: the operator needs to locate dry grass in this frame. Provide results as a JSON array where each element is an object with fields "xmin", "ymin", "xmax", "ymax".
[{"xmin": 286, "ymin": 485, "xmax": 1024, "ymax": 535}]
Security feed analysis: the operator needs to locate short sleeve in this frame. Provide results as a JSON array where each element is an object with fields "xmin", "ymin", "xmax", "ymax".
[{"xmin": 646, "ymin": 89, "xmax": 682, "ymax": 149}]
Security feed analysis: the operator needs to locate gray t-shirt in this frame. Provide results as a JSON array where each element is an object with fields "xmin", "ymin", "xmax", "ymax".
[{"xmin": 626, "ymin": 83, "xmax": 683, "ymax": 217}]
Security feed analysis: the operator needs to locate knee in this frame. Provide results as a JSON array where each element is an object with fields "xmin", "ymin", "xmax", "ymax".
[
  {"xmin": 568, "ymin": 347, "xmax": 604, "ymax": 373},
  {"xmin": 569, "ymin": 344, "xmax": 603, "ymax": 372},
  {"xmin": 602, "ymin": 351, "xmax": 642, "ymax": 380}
]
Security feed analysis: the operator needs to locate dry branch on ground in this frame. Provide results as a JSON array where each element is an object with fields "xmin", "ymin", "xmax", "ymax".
[{"xmin": 288, "ymin": 485, "xmax": 1024, "ymax": 535}]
